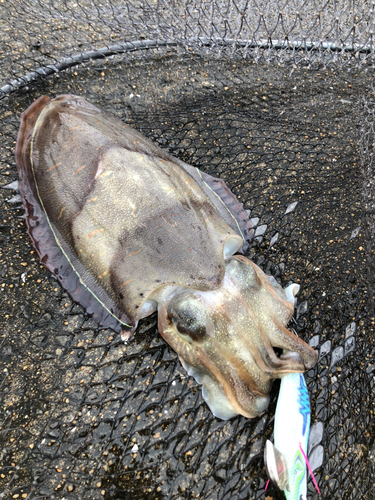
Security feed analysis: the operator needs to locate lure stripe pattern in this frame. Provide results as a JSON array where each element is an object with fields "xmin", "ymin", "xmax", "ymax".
[{"xmin": 298, "ymin": 374, "xmax": 310, "ymax": 437}]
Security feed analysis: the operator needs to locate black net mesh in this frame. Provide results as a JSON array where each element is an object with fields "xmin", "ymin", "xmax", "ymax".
[{"xmin": 0, "ymin": 2, "xmax": 374, "ymax": 500}]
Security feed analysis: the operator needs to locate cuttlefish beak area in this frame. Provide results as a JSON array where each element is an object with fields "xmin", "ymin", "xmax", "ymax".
[{"xmin": 157, "ymin": 256, "xmax": 318, "ymax": 420}]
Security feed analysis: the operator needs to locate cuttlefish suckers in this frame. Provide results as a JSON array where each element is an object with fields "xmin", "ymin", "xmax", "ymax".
[{"xmin": 15, "ymin": 94, "xmax": 318, "ymax": 420}]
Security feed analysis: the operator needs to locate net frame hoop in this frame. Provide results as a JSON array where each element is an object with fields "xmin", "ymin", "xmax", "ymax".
[{"xmin": 1, "ymin": 36, "xmax": 374, "ymax": 98}]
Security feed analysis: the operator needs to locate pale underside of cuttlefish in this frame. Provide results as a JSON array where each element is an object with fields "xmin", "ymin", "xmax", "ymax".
[{"xmin": 15, "ymin": 95, "xmax": 317, "ymax": 420}]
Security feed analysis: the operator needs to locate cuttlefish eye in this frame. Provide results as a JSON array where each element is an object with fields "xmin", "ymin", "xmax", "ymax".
[{"xmin": 168, "ymin": 296, "xmax": 207, "ymax": 343}]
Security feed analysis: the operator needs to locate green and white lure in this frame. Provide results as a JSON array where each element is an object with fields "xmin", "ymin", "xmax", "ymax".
[{"xmin": 265, "ymin": 372, "xmax": 320, "ymax": 499}]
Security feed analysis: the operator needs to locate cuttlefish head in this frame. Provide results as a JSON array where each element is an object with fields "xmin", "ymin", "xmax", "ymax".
[{"xmin": 157, "ymin": 255, "xmax": 317, "ymax": 420}]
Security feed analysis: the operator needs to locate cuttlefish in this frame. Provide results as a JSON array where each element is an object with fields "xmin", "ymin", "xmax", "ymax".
[{"xmin": 15, "ymin": 95, "xmax": 317, "ymax": 419}]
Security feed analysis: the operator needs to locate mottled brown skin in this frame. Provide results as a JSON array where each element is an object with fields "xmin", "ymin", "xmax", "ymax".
[
  {"xmin": 15, "ymin": 95, "xmax": 317, "ymax": 419},
  {"xmin": 158, "ymin": 257, "xmax": 317, "ymax": 419}
]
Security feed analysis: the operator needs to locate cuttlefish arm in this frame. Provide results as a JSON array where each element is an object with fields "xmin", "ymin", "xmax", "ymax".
[{"xmin": 157, "ymin": 256, "xmax": 317, "ymax": 420}]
